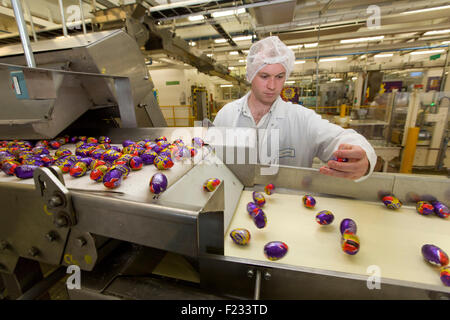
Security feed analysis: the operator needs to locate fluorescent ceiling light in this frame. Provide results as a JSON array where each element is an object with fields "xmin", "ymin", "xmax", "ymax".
[
  {"xmin": 330, "ymin": 78, "xmax": 342, "ymax": 81},
  {"xmin": 233, "ymin": 35, "xmax": 252, "ymax": 42},
  {"xmin": 288, "ymin": 44, "xmax": 303, "ymax": 49},
  {"xmin": 239, "ymin": 59, "xmax": 245, "ymax": 63},
  {"xmin": 189, "ymin": 41, "xmax": 196, "ymax": 46},
  {"xmin": 304, "ymin": 42, "xmax": 318, "ymax": 48},
  {"xmin": 352, "ymin": 77, "xmax": 358, "ymax": 81},
  {"xmin": 401, "ymin": 5, "xmax": 450, "ymax": 14},
  {"xmin": 206, "ymin": 53, "xmax": 213, "ymax": 57},
  {"xmin": 229, "ymin": 51, "xmax": 239, "ymax": 55},
  {"xmin": 211, "ymin": 8, "xmax": 245, "ymax": 18},
  {"xmin": 220, "ymin": 84, "xmax": 233, "ymax": 87},
  {"xmin": 188, "ymin": 15, "xmax": 204, "ymax": 21},
  {"xmin": 294, "ymin": 60, "xmax": 306, "ymax": 64},
  {"xmin": 214, "ymin": 38, "xmax": 228, "ymax": 43},
  {"xmin": 285, "ymin": 81, "xmax": 295, "ymax": 84},
  {"xmin": 424, "ymin": 29, "xmax": 450, "ymax": 36},
  {"xmin": 374, "ymin": 53, "xmax": 393, "ymax": 58},
  {"xmin": 442, "ymin": 41, "xmax": 450, "ymax": 44},
  {"xmin": 359, "ymin": 55, "xmax": 367, "ymax": 59},
  {"xmin": 410, "ymin": 49, "xmax": 445, "ymax": 55},
  {"xmin": 340, "ymin": 36, "xmax": 384, "ymax": 44},
  {"xmin": 228, "ymin": 66, "xmax": 235, "ymax": 70},
  {"xmin": 320, "ymin": 57, "xmax": 347, "ymax": 62}
]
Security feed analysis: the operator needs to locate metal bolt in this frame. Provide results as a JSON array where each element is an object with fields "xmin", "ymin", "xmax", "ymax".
[
  {"xmin": 48, "ymin": 195, "xmax": 63, "ymax": 208},
  {"xmin": 45, "ymin": 232, "xmax": 57, "ymax": 242},
  {"xmin": 28, "ymin": 247, "xmax": 39, "ymax": 257},
  {"xmin": 247, "ymin": 269, "xmax": 254, "ymax": 278},
  {"xmin": 54, "ymin": 215, "xmax": 69, "ymax": 228},
  {"xmin": 263, "ymin": 271, "xmax": 271, "ymax": 281},
  {"xmin": 76, "ymin": 237, "xmax": 86, "ymax": 247}
]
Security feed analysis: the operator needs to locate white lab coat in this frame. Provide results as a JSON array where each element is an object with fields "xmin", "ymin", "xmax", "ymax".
[{"xmin": 213, "ymin": 92, "xmax": 377, "ymax": 182}]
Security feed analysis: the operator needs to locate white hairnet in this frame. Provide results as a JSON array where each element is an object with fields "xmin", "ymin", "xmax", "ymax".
[{"xmin": 246, "ymin": 36, "xmax": 295, "ymax": 82}]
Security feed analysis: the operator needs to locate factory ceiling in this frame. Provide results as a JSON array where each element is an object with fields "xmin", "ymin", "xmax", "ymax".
[{"xmin": 1, "ymin": 0, "xmax": 449, "ymax": 82}]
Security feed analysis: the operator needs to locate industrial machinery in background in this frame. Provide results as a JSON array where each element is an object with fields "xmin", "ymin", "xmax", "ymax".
[{"xmin": 0, "ymin": 0, "xmax": 449, "ymax": 301}]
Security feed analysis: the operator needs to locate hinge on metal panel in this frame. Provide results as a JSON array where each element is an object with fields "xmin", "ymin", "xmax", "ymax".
[{"xmin": 33, "ymin": 167, "xmax": 77, "ymax": 228}]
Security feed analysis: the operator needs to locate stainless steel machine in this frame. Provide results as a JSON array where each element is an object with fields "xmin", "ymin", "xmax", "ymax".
[{"xmin": 0, "ymin": 3, "xmax": 449, "ymax": 300}]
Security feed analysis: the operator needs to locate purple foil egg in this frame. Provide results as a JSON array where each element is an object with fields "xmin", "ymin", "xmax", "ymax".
[
  {"xmin": 252, "ymin": 209, "xmax": 267, "ymax": 229},
  {"xmin": 229, "ymin": 228, "xmax": 250, "ymax": 245},
  {"xmin": 264, "ymin": 241, "xmax": 288, "ymax": 261},
  {"xmin": 247, "ymin": 202, "xmax": 259, "ymax": 218},
  {"xmin": 129, "ymin": 156, "xmax": 143, "ymax": 170},
  {"xmin": 149, "ymin": 172, "xmax": 168, "ymax": 194},
  {"xmin": 141, "ymin": 150, "xmax": 158, "ymax": 165},
  {"xmin": 432, "ymin": 201, "xmax": 449, "ymax": 219},
  {"xmin": 103, "ymin": 169, "xmax": 123, "ymax": 189},
  {"xmin": 416, "ymin": 201, "xmax": 434, "ymax": 216},
  {"xmin": 421, "ymin": 244, "xmax": 449, "ymax": 267},
  {"xmin": 440, "ymin": 266, "xmax": 450, "ymax": 286},
  {"xmin": 122, "ymin": 140, "xmax": 135, "ymax": 147},
  {"xmin": 252, "ymin": 191, "xmax": 266, "ymax": 207},
  {"xmin": 14, "ymin": 165, "xmax": 38, "ymax": 179},
  {"xmin": 316, "ymin": 210, "xmax": 334, "ymax": 225},
  {"xmin": 340, "ymin": 218, "xmax": 357, "ymax": 234}
]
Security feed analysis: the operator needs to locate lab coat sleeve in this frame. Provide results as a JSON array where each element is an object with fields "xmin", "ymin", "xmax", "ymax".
[
  {"xmin": 304, "ymin": 110, "xmax": 377, "ymax": 182},
  {"xmin": 213, "ymin": 102, "xmax": 233, "ymax": 127}
]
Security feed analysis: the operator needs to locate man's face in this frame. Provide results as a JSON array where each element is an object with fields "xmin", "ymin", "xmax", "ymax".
[{"xmin": 251, "ymin": 64, "xmax": 286, "ymax": 105}]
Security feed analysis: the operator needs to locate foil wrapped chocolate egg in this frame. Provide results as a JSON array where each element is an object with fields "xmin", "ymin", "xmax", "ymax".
[
  {"xmin": 421, "ymin": 244, "xmax": 449, "ymax": 267},
  {"xmin": 141, "ymin": 150, "xmax": 158, "ymax": 165},
  {"xmin": 340, "ymin": 218, "xmax": 357, "ymax": 234},
  {"xmin": 103, "ymin": 169, "xmax": 123, "ymax": 189},
  {"xmin": 192, "ymin": 137, "xmax": 205, "ymax": 148},
  {"xmin": 229, "ymin": 228, "xmax": 251, "ymax": 245},
  {"xmin": 341, "ymin": 230, "xmax": 360, "ymax": 255},
  {"xmin": 332, "ymin": 156, "xmax": 349, "ymax": 162},
  {"xmin": 14, "ymin": 165, "xmax": 38, "ymax": 179},
  {"xmin": 441, "ymin": 266, "xmax": 450, "ymax": 287},
  {"xmin": 48, "ymin": 140, "xmax": 61, "ymax": 150},
  {"xmin": 122, "ymin": 140, "xmax": 135, "ymax": 147},
  {"xmin": 203, "ymin": 178, "xmax": 221, "ymax": 192},
  {"xmin": 264, "ymin": 241, "xmax": 288, "ymax": 261},
  {"xmin": 90, "ymin": 159, "xmax": 107, "ymax": 170},
  {"xmin": 252, "ymin": 209, "xmax": 267, "ymax": 229},
  {"xmin": 110, "ymin": 164, "xmax": 130, "ymax": 179},
  {"xmin": 187, "ymin": 146, "xmax": 197, "ymax": 157},
  {"xmin": 302, "ymin": 195, "xmax": 316, "ymax": 209},
  {"xmin": 264, "ymin": 183, "xmax": 275, "ymax": 195},
  {"xmin": 154, "ymin": 155, "xmax": 174, "ymax": 170},
  {"xmin": 31, "ymin": 147, "xmax": 49, "ymax": 155},
  {"xmin": 431, "ymin": 201, "xmax": 449, "ymax": 219},
  {"xmin": 55, "ymin": 158, "xmax": 73, "ymax": 173},
  {"xmin": 87, "ymin": 137, "xmax": 98, "ymax": 144},
  {"xmin": 247, "ymin": 202, "xmax": 260, "ymax": 218},
  {"xmin": 2, "ymin": 161, "xmax": 19, "ymax": 175},
  {"xmin": 129, "ymin": 156, "xmax": 143, "ymax": 170},
  {"xmin": 155, "ymin": 136, "xmax": 167, "ymax": 143},
  {"xmin": 55, "ymin": 148, "xmax": 72, "ymax": 158},
  {"xmin": 174, "ymin": 146, "xmax": 190, "ymax": 161},
  {"xmin": 416, "ymin": 201, "xmax": 434, "ymax": 216},
  {"xmin": 316, "ymin": 210, "xmax": 334, "ymax": 225},
  {"xmin": 149, "ymin": 172, "xmax": 168, "ymax": 195},
  {"xmin": 90, "ymin": 165, "xmax": 108, "ymax": 182},
  {"xmin": 70, "ymin": 161, "xmax": 88, "ymax": 178},
  {"xmin": 382, "ymin": 195, "xmax": 403, "ymax": 210},
  {"xmin": 252, "ymin": 191, "xmax": 266, "ymax": 207},
  {"xmin": 98, "ymin": 136, "xmax": 111, "ymax": 144}
]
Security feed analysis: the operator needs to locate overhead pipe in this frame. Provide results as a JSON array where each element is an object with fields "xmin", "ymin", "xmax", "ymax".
[
  {"xmin": 58, "ymin": 0, "xmax": 68, "ymax": 37},
  {"xmin": 11, "ymin": 0, "xmax": 36, "ymax": 67},
  {"xmin": 79, "ymin": 0, "xmax": 87, "ymax": 35}
]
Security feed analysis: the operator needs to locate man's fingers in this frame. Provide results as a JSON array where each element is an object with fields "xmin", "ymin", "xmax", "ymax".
[
  {"xmin": 328, "ymin": 159, "xmax": 363, "ymax": 172},
  {"xmin": 334, "ymin": 145, "xmax": 366, "ymax": 160}
]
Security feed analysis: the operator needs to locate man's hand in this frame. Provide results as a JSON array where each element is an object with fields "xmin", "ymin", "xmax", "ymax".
[{"xmin": 319, "ymin": 144, "xmax": 370, "ymax": 180}]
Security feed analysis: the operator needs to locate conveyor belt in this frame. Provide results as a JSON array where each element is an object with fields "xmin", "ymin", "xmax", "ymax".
[
  {"xmin": 0, "ymin": 143, "xmax": 209, "ymax": 204},
  {"xmin": 225, "ymin": 190, "xmax": 449, "ymax": 288}
]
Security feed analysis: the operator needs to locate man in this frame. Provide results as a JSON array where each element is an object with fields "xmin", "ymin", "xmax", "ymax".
[{"xmin": 213, "ymin": 36, "xmax": 377, "ymax": 181}]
